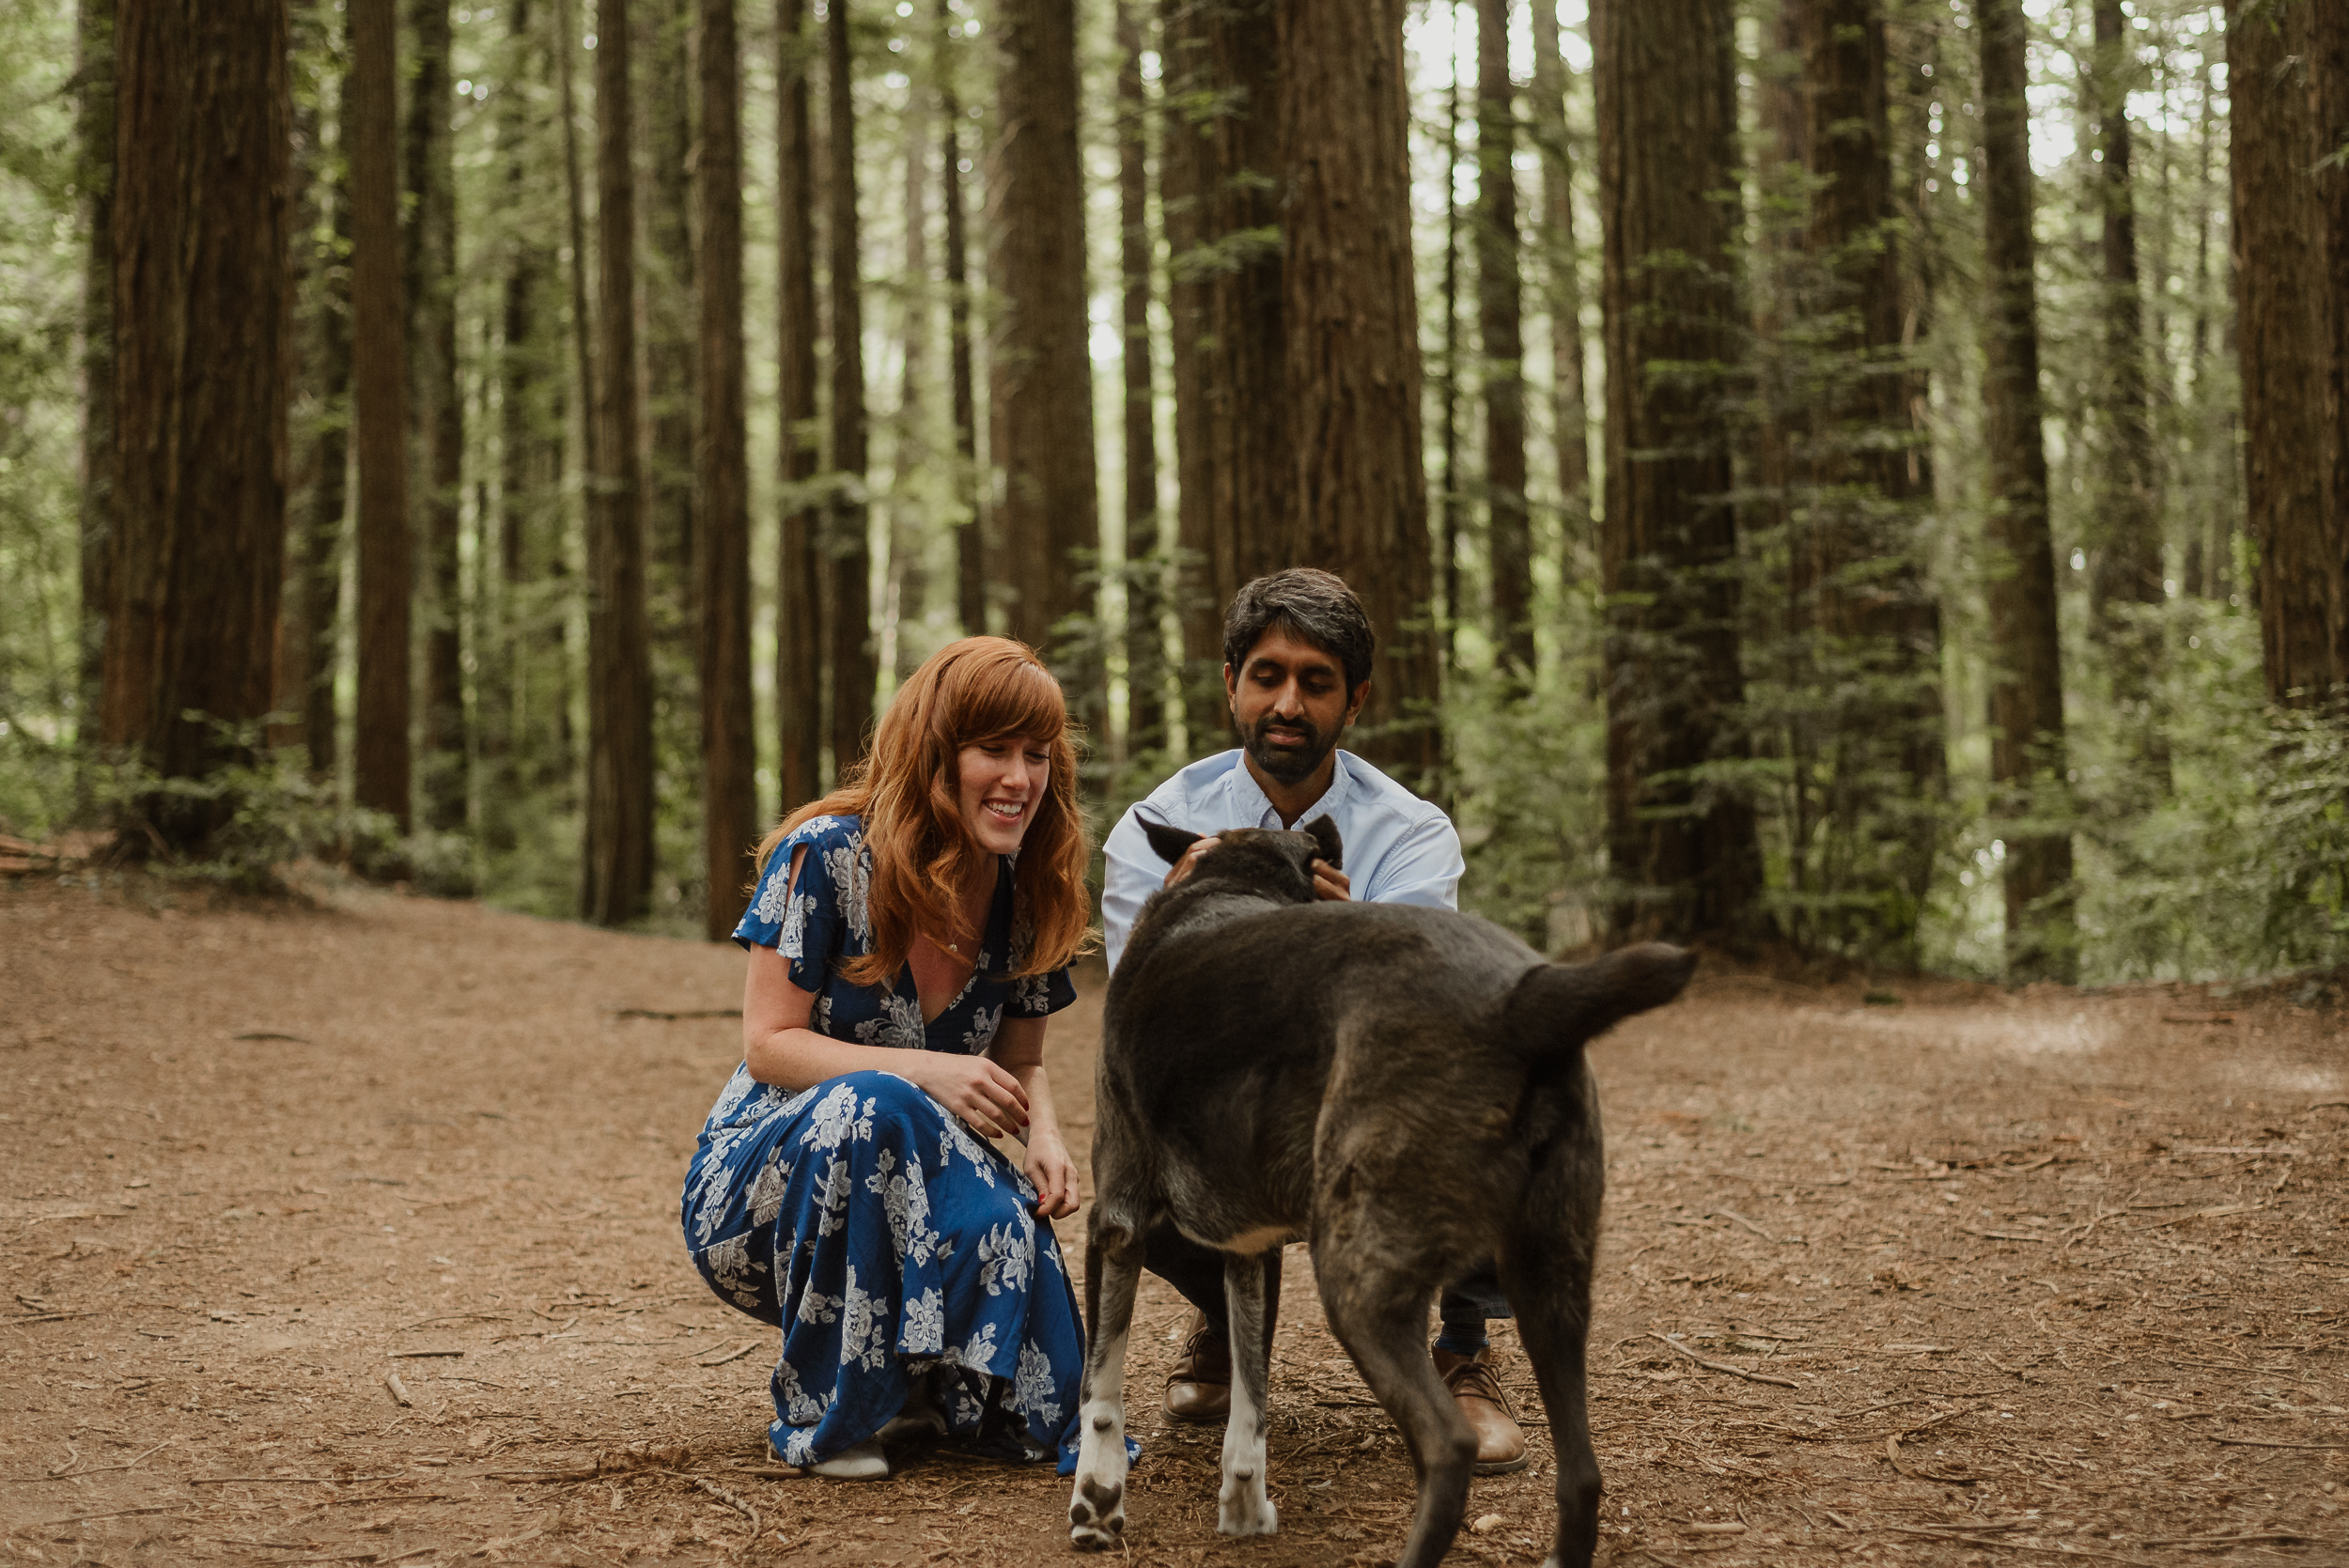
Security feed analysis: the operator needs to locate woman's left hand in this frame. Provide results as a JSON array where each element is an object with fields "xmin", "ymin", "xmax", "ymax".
[{"xmin": 1024, "ymin": 1131, "xmax": 1080, "ymax": 1220}]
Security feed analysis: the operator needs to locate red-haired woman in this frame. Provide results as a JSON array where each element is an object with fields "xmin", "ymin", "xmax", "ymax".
[{"xmin": 681, "ymin": 638, "xmax": 1097, "ymax": 1480}]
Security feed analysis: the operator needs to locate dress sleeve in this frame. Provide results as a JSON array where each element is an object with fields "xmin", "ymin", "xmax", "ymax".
[
  {"xmin": 731, "ymin": 817, "xmax": 849, "ymax": 994},
  {"xmin": 1008, "ymin": 964, "xmax": 1079, "ymax": 1019}
]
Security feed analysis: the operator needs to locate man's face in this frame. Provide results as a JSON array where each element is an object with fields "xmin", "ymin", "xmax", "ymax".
[{"xmin": 1225, "ymin": 626, "xmax": 1370, "ymax": 786}]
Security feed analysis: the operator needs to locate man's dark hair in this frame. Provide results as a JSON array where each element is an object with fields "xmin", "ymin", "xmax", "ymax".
[{"xmin": 1222, "ymin": 568, "xmax": 1376, "ymax": 692}]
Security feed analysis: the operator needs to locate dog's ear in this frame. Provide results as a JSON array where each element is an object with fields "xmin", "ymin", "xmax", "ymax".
[
  {"xmin": 1299, "ymin": 815, "xmax": 1343, "ymax": 872},
  {"xmin": 1138, "ymin": 816, "xmax": 1204, "ymax": 868}
]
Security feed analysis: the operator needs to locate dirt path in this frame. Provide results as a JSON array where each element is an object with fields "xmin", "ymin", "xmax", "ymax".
[{"xmin": 3, "ymin": 877, "xmax": 2345, "ymax": 1568}]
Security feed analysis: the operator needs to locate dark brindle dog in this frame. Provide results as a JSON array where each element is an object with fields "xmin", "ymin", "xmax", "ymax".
[{"xmin": 1066, "ymin": 817, "xmax": 1693, "ymax": 1568}]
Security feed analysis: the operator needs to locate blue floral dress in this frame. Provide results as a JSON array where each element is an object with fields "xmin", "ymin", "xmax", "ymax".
[{"xmin": 681, "ymin": 814, "xmax": 1087, "ymax": 1470}]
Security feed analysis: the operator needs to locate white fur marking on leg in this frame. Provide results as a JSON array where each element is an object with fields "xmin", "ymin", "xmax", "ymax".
[
  {"xmin": 1067, "ymin": 1321, "xmax": 1130, "ymax": 1550},
  {"xmin": 1215, "ymin": 1358, "xmax": 1277, "ymax": 1537}
]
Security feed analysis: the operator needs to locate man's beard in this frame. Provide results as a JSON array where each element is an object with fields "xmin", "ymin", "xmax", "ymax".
[{"xmin": 1242, "ymin": 713, "xmax": 1334, "ymax": 786}]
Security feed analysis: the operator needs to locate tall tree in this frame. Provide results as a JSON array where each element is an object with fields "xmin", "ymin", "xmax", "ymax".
[
  {"xmin": 2086, "ymin": 0, "xmax": 2164, "ymax": 723},
  {"xmin": 349, "ymin": 0, "xmax": 412, "ymax": 833},
  {"xmin": 1794, "ymin": 0, "xmax": 1944, "ymax": 957},
  {"xmin": 698, "ymin": 0, "xmax": 756, "ymax": 936},
  {"xmin": 405, "ymin": 0, "xmax": 467, "ymax": 837},
  {"xmin": 102, "ymin": 0, "xmax": 291, "ymax": 850},
  {"xmin": 891, "ymin": 84, "xmax": 931, "ymax": 682},
  {"xmin": 294, "ymin": 2, "xmax": 350, "ymax": 777},
  {"xmin": 938, "ymin": 0, "xmax": 986, "ymax": 640},
  {"xmin": 1437, "ymin": 28, "xmax": 1465, "ymax": 675},
  {"xmin": 826, "ymin": 0, "xmax": 876, "ymax": 767},
  {"xmin": 775, "ymin": 0, "xmax": 823, "ymax": 808},
  {"xmin": 644, "ymin": 0, "xmax": 697, "ymax": 711},
  {"xmin": 74, "ymin": 0, "xmax": 116, "ymax": 734},
  {"xmin": 1476, "ymin": 0, "xmax": 1532, "ymax": 679},
  {"xmin": 2228, "ymin": 0, "xmax": 2332, "ymax": 704},
  {"xmin": 2312, "ymin": 0, "xmax": 2349, "ymax": 687},
  {"xmin": 1592, "ymin": 0, "xmax": 1761, "ymax": 942},
  {"xmin": 1977, "ymin": 0, "xmax": 2074, "ymax": 980},
  {"xmin": 1529, "ymin": 0, "xmax": 1590, "ymax": 571},
  {"xmin": 992, "ymin": 0, "xmax": 1101, "ymax": 703},
  {"xmin": 1117, "ymin": 0, "xmax": 1164, "ymax": 754},
  {"xmin": 1161, "ymin": 0, "xmax": 1283, "ymax": 689},
  {"xmin": 583, "ymin": 0, "xmax": 656, "ymax": 925},
  {"xmin": 1278, "ymin": 0, "xmax": 1439, "ymax": 779}
]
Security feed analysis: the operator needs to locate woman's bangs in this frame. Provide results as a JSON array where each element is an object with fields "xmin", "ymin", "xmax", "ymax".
[{"xmin": 952, "ymin": 652, "xmax": 1066, "ymax": 748}]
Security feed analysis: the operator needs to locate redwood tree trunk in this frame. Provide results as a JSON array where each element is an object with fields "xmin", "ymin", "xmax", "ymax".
[
  {"xmin": 2310, "ymin": 1, "xmax": 2349, "ymax": 686},
  {"xmin": 1477, "ymin": 0, "xmax": 1532, "ymax": 680},
  {"xmin": 775, "ymin": 0, "xmax": 823, "ymax": 808},
  {"xmin": 75, "ymin": 0, "xmax": 116, "ymax": 735},
  {"xmin": 991, "ymin": 0, "xmax": 1101, "ymax": 710},
  {"xmin": 698, "ymin": 0, "xmax": 756, "ymax": 935},
  {"xmin": 406, "ymin": 0, "xmax": 468, "ymax": 838},
  {"xmin": 2087, "ymin": 0, "xmax": 2164, "ymax": 720},
  {"xmin": 1278, "ymin": 0, "xmax": 1439, "ymax": 782},
  {"xmin": 1530, "ymin": 0, "xmax": 1589, "ymax": 570},
  {"xmin": 300, "ymin": 11, "xmax": 351, "ymax": 778},
  {"xmin": 103, "ymin": 0, "xmax": 291, "ymax": 851},
  {"xmin": 939, "ymin": 0, "xmax": 985, "ymax": 640},
  {"xmin": 1593, "ymin": 0, "xmax": 1760, "ymax": 943},
  {"xmin": 1117, "ymin": 0, "xmax": 1164, "ymax": 754},
  {"xmin": 2229, "ymin": 0, "xmax": 2331, "ymax": 703},
  {"xmin": 645, "ymin": 0, "xmax": 698, "ymax": 720},
  {"xmin": 349, "ymin": 0, "xmax": 412, "ymax": 833},
  {"xmin": 1978, "ymin": 0, "xmax": 2075, "ymax": 981},
  {"xmin": 583, "ymin": 0, "xmax": 656, "ymax": 925},
  {"xmin": 826, "ymin": 0, "xmax": 876, "ymax": 767},
  {"xmin": 1161, "ymin": 0, "xmax": 1284, "ymax": 690}
]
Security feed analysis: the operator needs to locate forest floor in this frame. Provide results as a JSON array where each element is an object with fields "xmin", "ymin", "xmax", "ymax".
[{"xmin": 2, "ymin": 873, "xmax": 2346, "ymax": 1568}]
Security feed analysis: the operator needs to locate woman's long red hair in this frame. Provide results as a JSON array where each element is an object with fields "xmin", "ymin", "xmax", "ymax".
[{"xmin": 754, "ymin": 637, "xmax": 1096, "ymax": 986}]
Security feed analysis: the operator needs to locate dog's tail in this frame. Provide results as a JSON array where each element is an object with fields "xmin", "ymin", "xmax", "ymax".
[{"xmin": 1500, "ymin": 942, "xmax": 1697, "ymax": 1059}]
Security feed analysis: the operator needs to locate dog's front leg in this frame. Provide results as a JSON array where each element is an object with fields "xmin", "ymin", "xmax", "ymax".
[
  {"xmin": 1068, "ymin": 1214, "xmax": 1142, "ymax": 1551},
  {"xmin": 1216, "ymin": 1250, "xmax": 1279, "ymax": 1537}
]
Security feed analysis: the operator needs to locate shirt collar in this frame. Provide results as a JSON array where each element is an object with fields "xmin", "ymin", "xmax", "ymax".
[{"xmin": 1221, "ymin": 750, "xmax": 1352, "ymax": 831}]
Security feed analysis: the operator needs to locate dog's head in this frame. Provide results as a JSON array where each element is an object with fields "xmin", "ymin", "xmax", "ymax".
[{"xmin": 1138, "ymin": 814, "xmax": 1343, "ymax": 908}]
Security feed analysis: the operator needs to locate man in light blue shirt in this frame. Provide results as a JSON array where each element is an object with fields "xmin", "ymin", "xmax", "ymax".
[{"xmin": 1098, "ymin": 567, "xmax": 1528, "ymax": 1473}]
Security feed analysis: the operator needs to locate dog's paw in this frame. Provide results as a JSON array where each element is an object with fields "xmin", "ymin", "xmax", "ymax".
[
  {"xmin": 1215, "ymin": 1477, "xmax": 1278, "ymax": 1538},
  {"xmin": 1067, "ymin": 1475, "xmax": 1126, "ymax": 1551}
]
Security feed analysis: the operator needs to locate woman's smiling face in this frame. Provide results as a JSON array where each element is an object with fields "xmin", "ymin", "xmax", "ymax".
[{"xmin": 957, "ymin": 735, "xmax": 1051, "ymax": 855}]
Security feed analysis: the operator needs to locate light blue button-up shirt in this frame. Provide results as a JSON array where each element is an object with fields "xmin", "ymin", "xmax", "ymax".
[{"xmin": 1100, "ymin": 748, "xmax": 1465, "ymax": 973}]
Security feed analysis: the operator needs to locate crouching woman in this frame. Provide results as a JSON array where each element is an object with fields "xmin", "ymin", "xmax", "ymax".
[{"xmin": 681, "ymin": 637, "xmax": 1094, "ymax": 1480}]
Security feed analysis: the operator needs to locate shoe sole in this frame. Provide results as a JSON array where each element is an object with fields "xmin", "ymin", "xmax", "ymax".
[{"xmin": 1472, "ymin": 1452, "xmax": 1532, "ymax": 1476}]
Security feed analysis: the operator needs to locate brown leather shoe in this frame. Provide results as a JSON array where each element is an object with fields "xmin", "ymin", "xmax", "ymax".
[
  {"xmin": 1162, "ymin": 1312, "xmax": 1231, "ymax": 1423},
  {"xmin": 1433, "ymin": 1346, "xmax": 1530, "ymax": 1474}
]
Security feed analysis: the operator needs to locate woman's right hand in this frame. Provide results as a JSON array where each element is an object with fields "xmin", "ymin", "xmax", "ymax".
[{"xmin": 903, "ymin": 1051, "xmax": 1031, "ymax": 1140}]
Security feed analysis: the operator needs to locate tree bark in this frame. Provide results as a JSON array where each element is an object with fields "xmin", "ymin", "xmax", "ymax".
[
  {"xmin": 697, "ymin": 0, "xmax": 756, "ymax": 937},
  {"xmin": 826, "ymin": 0, "xmax": 876, "ymax": 768},
  {"xmin": 1117, "ymin": 0, "xmax": 1163, "ymax": 754},
  {"xmin": 349, "ymin": 0, "xmax": 412, "ymax": 833},
  {"xmin": 75, "ymin": 0, "xmax": 116, "ymax": 739},
  {"xmin": 1477, "ymin": 0, "xmax": 1532, "ymax": 680},
  {"xmin": 775, "ymin": 0, "xmax": 822, "ymax": 809},
  {"xmin": 644, "ymin": 0, "xmax": 698, "ymax": 706},
  {"xmin": 1977, "ymin": 0, "xmax": 2075, "ymax": 981},
  {"xmin": 2086, "ymin": 0, "xmax": 2164, "ymax": 718},
  {"xmin": 1437, "ymin": 39, "xmax": 1464, "ymax": 676},
  {"xmin": 1278, "ymin": 0, "xmax": 1439, "ymax": 782},
  {"xmin": 1529, "ymin": 0, "xmax": 1589, "ymax": 575},
  {"xmin": 2228, "ymin": 0, "xmax": 2332, "ymax": 704},
  {"xmin": 938, "ymin": 0, "xmax": 985, "ymax": 640},
  {"xmin": 103, "ymin": 0, "xmax": 291, "ymax": 851},
  {"xmin": 297, "ymin": 4, "xmax": 350, "ymax": 778},
  {"xmin": 2312, "ymin": 0, "xmax": 2349, "ymax": 686},
  {"xmin": 1592, "ymin": 0, "xmax": 1760, "ymax": 944},
  {"xmin": 1161, "ymin": 0, "xmax": 1284, "ymax": 691},
  {"xmin": 991, "ymin": 0, "xmax": 1101, "ymax": 717},
  {"xmin": 890, "ymin": 86, "xmax": 930, "ymax": 683},
  {"xmin": 406, "ymin": 0, "xmax": 468, "ymax": 839},
  {"xmin": 583, "ymin": 0, "xmax": 656, "ymax": 925}
]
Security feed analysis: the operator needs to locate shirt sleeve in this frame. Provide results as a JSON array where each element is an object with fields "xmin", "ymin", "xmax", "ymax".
[
  {"xmin": 1359, "ymin": 811, "xmax": 1465, "ymax": 912},
  {"xmin": 1100, "ymin": 801, "xmax": 1171, "ymax": 975},
  {"xmin": 1008, "ymin": 964, "xmax": 1079, "ymax": 1018},
  {"xmin": 731, "ymin": 820, "xmax": 845, "ymax": 994}
]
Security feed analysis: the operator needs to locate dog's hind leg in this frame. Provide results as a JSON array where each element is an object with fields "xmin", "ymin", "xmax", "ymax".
[
  {"xmin": 1500, "ymin": 1201, "xmax": 1604, "ymax": 1567},
  {"xmin": 1067, "ymin": 1213, "xmax": 1143, "ymax": 1551},
  {"xmin": 1317, "ymin": 1264, "xmax": 1474, "ymax": 1568},
  {"xmin": 1215, "ymin": 1250, "xmax": 1278, "ymax": 1537}
]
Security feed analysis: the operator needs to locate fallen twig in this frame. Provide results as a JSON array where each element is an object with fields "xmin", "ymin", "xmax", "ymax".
[
  {"xmin": 614, "ymin": 1007, "xmax": 742, "ymax": 1021},
  {"xmin": 661, "ymin": 1467, "xmax": 761, "ymax": 1540},
  {"xmin": 695, "ymin": 1338, "xmax": 761, "ymax": 1368},
  {"xmin": 382, "ymin": 1369, "xmax": 412, "ymax": 1407},
  {"xmin": 189, "ymin": 1473, "xmax": 402, "ymax": 1485},
  {"xmin": 1874, "ymin": 1524, "xmax": 2156, "ymax": 1565},
  {"xmin": 1643, "ymin": 1332, "xmax": 1800, "ymax": 1389},
  {"xmin": 2206, "ymin": 1435, "xmax": 2348, "ymax": 1451}
]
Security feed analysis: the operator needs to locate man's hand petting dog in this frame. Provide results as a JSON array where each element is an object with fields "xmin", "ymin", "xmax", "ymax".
[{"xmin": 1161, "ymin": 835, "xmax": 1351, "ymax": 902}]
